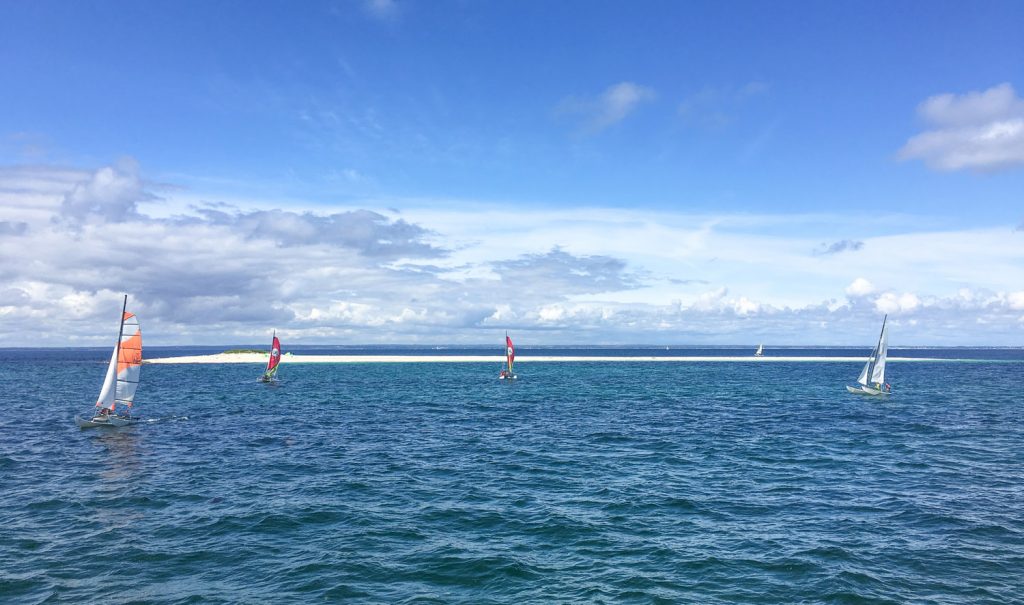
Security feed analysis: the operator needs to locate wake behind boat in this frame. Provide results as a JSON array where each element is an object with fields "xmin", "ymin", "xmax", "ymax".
[
  {"xmin": 258, "ymin": 331, "xmax": 282, "ymax": 383},
  {"xmin": 847, "ymin": 315, "xmax": 892, "ymax": 396},
  {"xmin": 76, "ymin": 295, "xmax": 143, "ymax": 428}
]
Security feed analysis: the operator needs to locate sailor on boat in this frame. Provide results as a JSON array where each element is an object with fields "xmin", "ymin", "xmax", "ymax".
[{"xmin": 76, "ymin": 295, "xmax": 143, "ymax": 428}]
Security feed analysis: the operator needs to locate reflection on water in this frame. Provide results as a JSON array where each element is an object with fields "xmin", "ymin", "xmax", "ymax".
[
  {"xmin": 92, "ymin": 428, "xmax": 141, "ymax": 483},
  {"xmin": 85, "ymin": 428, "xmax": 149, "ymax": 529}
]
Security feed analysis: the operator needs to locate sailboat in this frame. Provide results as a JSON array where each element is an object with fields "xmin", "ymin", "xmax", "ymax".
[
  {"xmin": 754, "ymin": 344, "xmax": 764, "ymax": 357},
  {"xmin": 258, "ymin": 331, "xmax": 282, "ymax": 383},
  {"xmin": 76, "ymin": 295, "xmax": 143, "ymax": 427},
  {"xmin": 846, "ymin": 315, "xmax": 892, "ymax": 396},
  {"xmin": 498, "ymin": 332, "xmax": 517, "ymax": 380}
]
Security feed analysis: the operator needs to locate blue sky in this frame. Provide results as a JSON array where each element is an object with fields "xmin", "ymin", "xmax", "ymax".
[{"xmin": 1, "ymin": 1, "xmax": 1023, "ymax": 345}]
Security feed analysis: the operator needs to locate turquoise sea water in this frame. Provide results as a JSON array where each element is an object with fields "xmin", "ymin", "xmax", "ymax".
[{"xmin": 2, "ymin": 349, "xmax": 1023, "ymax": 603}]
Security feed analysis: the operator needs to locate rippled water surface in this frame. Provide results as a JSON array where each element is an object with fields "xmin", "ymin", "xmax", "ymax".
[{"xmin": 2, "ymin": 350, "xmax": 1022, "ymax": 603}]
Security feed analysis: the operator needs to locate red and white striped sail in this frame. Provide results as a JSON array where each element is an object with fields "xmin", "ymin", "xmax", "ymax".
[
  {"xmin": 505, "ymin": 334, "xmax": 515, "ymax": 373},
  {"xmin": 96, "ymin": 298, "xmax": 142, "ymax": 412}
]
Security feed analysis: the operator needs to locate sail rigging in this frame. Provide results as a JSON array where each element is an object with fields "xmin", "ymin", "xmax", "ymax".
[
  {"xmin": 96, "ymin": 296, "xmax": 142, "ymax": 413},
  {"xmin": 870, "ymin": 320, "xmax": 888, "ymax": 384},
  {"xmin": 857, "ymin": 315, "xmax": 888, "ymax": 387}
]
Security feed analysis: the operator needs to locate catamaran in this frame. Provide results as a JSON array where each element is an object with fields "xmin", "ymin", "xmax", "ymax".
[
  {"xmin": 76, "ymin": 295, "xmax": 143, "ymax": 427},
  {"xmin": 755, "ymin": 344, "xmax": 764, "ymax": 357},
  {"xmin": 259, "ymin": 331, "xmax": 282, "ymax": 383},
  {"xmin": 499, "ymin": 332, "xmax": 517, "ymax": 380},
  {"xmin": 847, "ymin": 315, "xmax": 892, "ymax": 396}
]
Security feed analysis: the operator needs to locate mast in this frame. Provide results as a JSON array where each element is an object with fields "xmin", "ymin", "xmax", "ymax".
[
  {"xmin": 268, "ymin": 330, "xmax": 275, "ymax": 371},
  {"xmin": 113, "ymin": 296, "xmax": 127, "ymax": 413}
]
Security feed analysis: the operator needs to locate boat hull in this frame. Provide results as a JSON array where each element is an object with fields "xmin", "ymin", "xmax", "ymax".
[
  {"xmin": 846, "ymin": 385, "xmax": 891, "ymax": 396},
  {"xmin": 75, "ymin": 415, "xmax": 137, "ymax": 428}
]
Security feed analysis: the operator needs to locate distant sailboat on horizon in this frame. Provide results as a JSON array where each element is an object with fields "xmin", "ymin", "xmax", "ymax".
[
  {"xmin": 754, "ymin": 343, "xmax": 764, "ymax": 357},
  {"xmin": 499, "ymin": 332, "xmax": 517, "ymax": 380},
  {"xmin": 76, "ymin": 295, "xmax": 143, "ymax": 428},
  {"xmin": 259, "ymin": 331, "xmax": 282, "ymax": 383},
  {"xmin": 847, "ymin": 315, "xmax": 892, "ymax": 396}
]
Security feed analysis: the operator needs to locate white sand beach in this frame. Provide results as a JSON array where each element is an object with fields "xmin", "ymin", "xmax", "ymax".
[{"xmin": 144, "ymin": 353, "xmax": 957, "ymax": 364}]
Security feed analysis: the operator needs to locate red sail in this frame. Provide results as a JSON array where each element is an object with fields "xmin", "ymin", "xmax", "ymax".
[
  {"xmin": 266, "ymin": 335, "xmax": 282, "ymax": 373},
  {"xmin": 505, "ymin": 334, "xmax": 515, "ymax": 371}
]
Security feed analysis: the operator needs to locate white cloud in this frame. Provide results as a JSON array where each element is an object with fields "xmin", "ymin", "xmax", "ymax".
[
  {"xmin": 560, "ymin": 82, "xmax": 656, "ymax": 134},
  {"xmin": 682, "ymin": 287, "xmax": 760, "ymax": 315},
  {"xmin": 1008, "ymin": 291, "xmax": 1024, "ymax": 311},
  {"xmin": 3, "ymin": 161, "xmax": 1024, "ymax": 345},
  {"xmin": 845, "ymin": 278, "xmax": 875, "ymax": 297},
  {"xmin": 874, "ymin": 292, "xmax": 921, "ymax": 314},
  {"xmin": 596, "ymin": 82, "xmax": 656, "ymax": 129},
  {"xmin": 59, "ymin": 158, "xmax": 151, "ymax": 223},
  {"xmin": 843, "ymin": 278, "xmax": 876, "ymax": 298},
  {"xmin": 899, "ymin": 82, "xmax": 1024, "ymax": 172},
  {"xmin": 689, "ymin": 287, "xmax": 728, "ymax": 311}
]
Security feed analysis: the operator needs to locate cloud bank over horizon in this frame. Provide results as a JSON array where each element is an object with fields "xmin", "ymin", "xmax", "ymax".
[{"xmin": 1, "ymin": 161, "xmax": 1022, "ymax": 347}]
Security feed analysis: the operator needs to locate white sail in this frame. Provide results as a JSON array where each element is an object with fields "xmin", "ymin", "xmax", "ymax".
[
  {"xmin": 854, "ymin": 315, "xmax": 888, "ymax": 389},
  {"xmin": 755, "ymin": 344, "xmax": 764, "ymax": 356},
  {"xmin": 870, "ymin": 321, "xmax": 888, "ymax": 385},
  {"xmin": 95, "ymin": 345, "xmax": 119, "ymax": 410},
  {"xmin": 94, "ymin": 299, "xmax": 142, "ymax": 412},
  {"xmin": 857, "ymin": 355, "xmax": 872, "ymax": 386}
]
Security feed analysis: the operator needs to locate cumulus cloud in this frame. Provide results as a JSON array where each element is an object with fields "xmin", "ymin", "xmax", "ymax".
[
  {"xmin": 684, "ymin": 287, "xmax": 761, "ymax": 315},
  {"xmin": 813, "ymin": 239, "xmax": 863, "ymax": 256},
  {"xmin": 559, "ymin": 82, "xmax": 656, "ymax": 134},
  {"xmin": 875, "ymin": 292, "xmax": 921, "ymax": 314},
  {"xmin": 3, "ymin": 161, "xmax": 1024, "ymax": 345},
  {"xmin": 899, "ymin": 82, "xmax": 1024, "ymax": 172},
  {"xmin": 59, "ymin": 159, "xmax": 152, "ymax": 223},
  {"xmin": 845, "ymin": 278, "xmax": 875, "ymax": 297},
  {"xmin": 1008, "ymin": 291, "xmax": 1024, "ymax": 311}
]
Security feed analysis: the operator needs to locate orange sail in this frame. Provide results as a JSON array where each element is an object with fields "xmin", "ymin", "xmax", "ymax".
[{"xmin": 96, "ymin": 297, "xmax": 142, "ymax": 412}]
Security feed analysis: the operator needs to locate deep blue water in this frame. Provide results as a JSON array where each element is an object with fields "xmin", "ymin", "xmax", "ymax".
[{"xmin": 1, "ymin": 348, "xmax": 1022, "ymax": 603}]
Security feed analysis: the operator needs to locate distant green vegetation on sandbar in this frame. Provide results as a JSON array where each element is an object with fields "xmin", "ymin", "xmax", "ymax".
[{"xmin": 221, "ymin": 349, "xmax": 266, "ymax": 355}]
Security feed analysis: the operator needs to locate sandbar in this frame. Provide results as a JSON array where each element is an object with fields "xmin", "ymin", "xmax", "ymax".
[{"xmin": 144, "ymin": 354, "xmax": 976, "ymax": 364}]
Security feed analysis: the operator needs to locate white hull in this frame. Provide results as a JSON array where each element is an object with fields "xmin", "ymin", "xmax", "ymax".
[
  {"xmin": 846, "ymin": 385, "xmax": 891, "ymax": 396},
  {"xmin": 75, "ymin": 414, "xmax": 137, "ymax": 428},
  {"xmin": 498, "ymin": 374, "xmax": 517, "ymax": 380}
]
